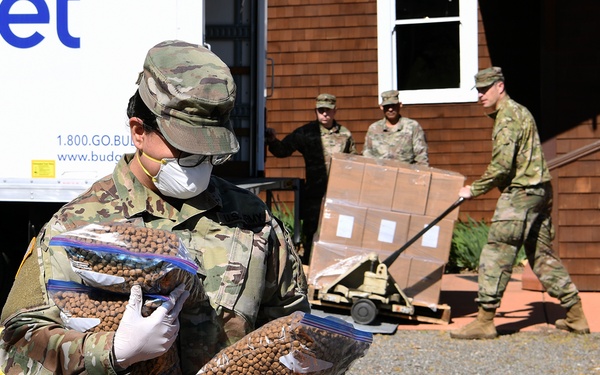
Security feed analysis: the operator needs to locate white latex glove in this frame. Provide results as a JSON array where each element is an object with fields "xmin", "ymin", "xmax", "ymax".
[
  {"xmin": 113, "ymin": 283, "xmax": 189, "ymax": 370},
  {"xmin": 458, "ymin": 185, "xmax": 473, "ymax": 199}
]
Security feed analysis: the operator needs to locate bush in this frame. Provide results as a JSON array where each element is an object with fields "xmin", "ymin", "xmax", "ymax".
[
  {"xmin": 269, "ymin": 198, "xmax": 297, "ymax": 239},
  {"xmin": 447, "ymin": 216, "xmax": 527, "ymax": 274}
]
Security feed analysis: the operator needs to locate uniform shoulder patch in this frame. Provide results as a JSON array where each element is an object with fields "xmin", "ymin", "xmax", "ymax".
[{"xmin": 15, "ymin": 236, "xmax": 36, "ymax": 279}]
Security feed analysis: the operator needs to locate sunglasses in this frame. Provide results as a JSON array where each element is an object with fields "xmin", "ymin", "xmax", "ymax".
[
  {"xmin": 476, "ymin": 82, "xmax": 498, "ymax": 94},
  {"xmin": 317, "ymin": 107, "xmax": 333, "ymax": 114},
  {"xmin": 153, "ymin": 129, "xmax": 233, "ymax": 167},
  {"xmin": 176, "ymin": 153, "xmax": 233, "ymax": 167}
]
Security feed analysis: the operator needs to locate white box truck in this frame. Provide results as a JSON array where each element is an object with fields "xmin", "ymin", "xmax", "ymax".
[
  {"xmin": 0, "ymin": 0, "xmax": 283, "ymax": 305},
  {"xmin": 0, "ymin": 0, "xmax": 207, "ymax": 201}
]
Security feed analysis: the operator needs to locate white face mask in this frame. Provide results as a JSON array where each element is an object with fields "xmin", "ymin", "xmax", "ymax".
[{"xmin": 137, "ymin": 152, "xmax": 213, "ymax": 199}]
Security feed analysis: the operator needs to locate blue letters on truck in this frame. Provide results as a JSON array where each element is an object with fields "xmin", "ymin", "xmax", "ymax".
[{"xmin": 0, "ymin": 0, "xmax": 79, "ymax": 48}]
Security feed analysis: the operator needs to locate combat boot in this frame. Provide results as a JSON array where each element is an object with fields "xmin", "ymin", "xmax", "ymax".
[
  {"xmin": 555, "ymin": 300, "xmax": 590, "ymax": 334},
  {"xmin": 450, "ymin": 307, "xmax": 498, "ymax": 340}
]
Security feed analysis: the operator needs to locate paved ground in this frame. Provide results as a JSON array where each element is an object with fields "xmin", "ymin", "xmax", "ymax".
[
  {"xmin": 400, "ymin": 270, "xmax": 600, "ymax": 333},
  {"xmin": 309, "ymin": 267, "xmax": 600, "ymax": 333},
  {"xmin": 339, "ymin": 270, "xmax": 600, "ymax": 374}
]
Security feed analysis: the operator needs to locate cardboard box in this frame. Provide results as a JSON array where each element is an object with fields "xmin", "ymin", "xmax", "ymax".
[
  {"xmin": 402, "ymin": 215, "xmax": 455, "ymax": 262},
  {"xmin": 358, "ymin": 164, "xmax": 398, "ymax": 210},
  {"xmin": 386, "ymin": 253, "xmax": 411, "ymax": 290},
  {"xmin": 392, "ymin": 166, "xmax": 431, "ymax": 215},
  {"xmin": 327, "ymin": 155, "xmax": 465, "ymax": 222},
  {"xmin": 317, "ymin": 202, "xmax": 367, "ymax": 246},
  {"xmin": 326, "ymin": 154, "xmax": 366, "ymax": 205},
  {"xmin": 361, "ymin": 208, "xmax": 410, "ymax": 252},
  {"xmin": 389, "ymin": 254, "xmax": 445, "ymax": 305},
  {"xmin": 425, "ymin": 168, "xmax": 465, "ymax": 220},
  {"xmin": 316, "ymin": 155, "xmax": 461, "ymax": 304},
  {"xmin": 405, "ymin": 256, "xmax": 445, "ymax": 305}
]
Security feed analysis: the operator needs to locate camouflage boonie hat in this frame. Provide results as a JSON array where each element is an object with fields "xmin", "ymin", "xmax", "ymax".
[
  {"xmin": 380, "ymin": 90, "xmax": 400, "ymax": 106},
  {"xmin": 315, "ymin": 93, "xmax": 336, "ymax": 109},
  {"xmin": 137, "ymin": 40, "xmax": 240, "ymax": 155},
  {"xmin": 474, "ymin": 67, "xmax": 504, "ymax": 88}
]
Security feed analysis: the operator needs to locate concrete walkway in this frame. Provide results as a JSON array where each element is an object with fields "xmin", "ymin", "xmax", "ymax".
[{"xmin": 399, "ymin": 272, "xmax": 600, "ymax": 333}]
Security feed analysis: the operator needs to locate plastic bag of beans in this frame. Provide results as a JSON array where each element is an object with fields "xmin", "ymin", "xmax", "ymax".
[
  {"xmin": 47, "ymin": 279, "xmax": 168, "ymax": 332},
  {"xmin": 48, "ymin": 222, "xmax": 199, "ymax": 295},
  {"xmin": 47, "ymin": 279, "xmax": 182, "ymax": 375},
  {"xmin": 198, "ymin": 311, "xmax": 373, "ymax": 375}
]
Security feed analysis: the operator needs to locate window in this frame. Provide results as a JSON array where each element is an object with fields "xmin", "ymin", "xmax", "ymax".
[{"xmin": 377, "ymin": 0, "xmax": 478, "ymax": 104}]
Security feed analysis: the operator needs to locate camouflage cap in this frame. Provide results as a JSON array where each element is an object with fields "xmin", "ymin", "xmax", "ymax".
[
  {"xmin": 474, "ymin": 67, "xmax": 504, "ymax": 88},
  {"xmin": 137, "ymin": 40, "xmax": 240, "ymax": 155},
  {"xmin": 315, "ymin": 93, "xmax": 336, "ymax": 109},
  {"xmin": 380, "ymin": 90, "xmax": 400, "ymax": 106}
]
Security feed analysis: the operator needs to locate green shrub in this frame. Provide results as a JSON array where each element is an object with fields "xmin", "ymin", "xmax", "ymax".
[
  {"xmin": 447, "ymin": 216, "xmax": 527, "ymax": 274},
  {"xmin": 269, "ymin": 198, "xmax": 297, "ymax": 238}
]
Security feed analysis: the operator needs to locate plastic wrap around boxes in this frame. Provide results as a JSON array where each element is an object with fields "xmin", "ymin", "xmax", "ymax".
[{"xmin": 308, "ymin": 153, "xmax": 465, "ymax": 306}]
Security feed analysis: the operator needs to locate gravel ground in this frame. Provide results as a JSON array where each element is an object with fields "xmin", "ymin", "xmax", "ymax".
[{"xmin": 346, "ymin": 330, "xmax": 600, "ymax": 375}]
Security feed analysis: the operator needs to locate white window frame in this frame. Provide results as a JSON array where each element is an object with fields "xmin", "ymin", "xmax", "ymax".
[{"xmin": 377, "ymin": 0, "xmax": 479, "ymax": 104}]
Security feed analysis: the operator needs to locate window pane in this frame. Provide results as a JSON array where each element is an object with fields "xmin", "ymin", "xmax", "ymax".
[
  {"xmin": 396, "ymin": 0, "xmax": 459, "ymax": 20},
  {"xmin": 396, "ymin": 22, "xmax": 460, "ymax": 90}
]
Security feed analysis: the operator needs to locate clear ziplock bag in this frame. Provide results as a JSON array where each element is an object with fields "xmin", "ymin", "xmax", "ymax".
[
  {"xmin": 198, "ymin": 311, "xmax": 373, "ymax": 374},
  {"xmin": 47, "ymin": 279, "xmax": 182, "ymax": 375},
  {"xmin": 49, "ymin": 222, "xmax": 199, "ymax": 295},
  {"xmin": 47, "ymin": 279, "xmax": 168, "ymax": 332}
]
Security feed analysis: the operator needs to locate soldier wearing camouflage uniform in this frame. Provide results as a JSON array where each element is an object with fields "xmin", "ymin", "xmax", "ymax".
[
  {"xmin": 0, "ymin": 40, "xmax": 310, "ymax": 374},
  {"xmin": 450, "ymin": 67, "xmax": 589, "ymax": 340},
  {"xmin": 363, "ymin": 90, "xmax": 429, "ymax": 166},
  {"xmin": 266, "ymin": 94, "xmax": 357, "ymax": 264}
]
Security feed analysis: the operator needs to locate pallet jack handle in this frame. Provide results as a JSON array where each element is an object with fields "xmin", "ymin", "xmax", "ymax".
[{"xmin": 382, "ymin": 197, "xmax": 465, "ymax": 268}]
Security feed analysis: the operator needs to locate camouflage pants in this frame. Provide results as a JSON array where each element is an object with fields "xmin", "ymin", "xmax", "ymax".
[{"xmin": 476, "ymin": 183, "xmax": 580, "ymax": 310}]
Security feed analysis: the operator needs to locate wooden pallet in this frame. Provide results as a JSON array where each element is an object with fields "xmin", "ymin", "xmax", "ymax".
[{"xmin": 308, "ymin": 286, "xmax": 451, "ymax": 325}]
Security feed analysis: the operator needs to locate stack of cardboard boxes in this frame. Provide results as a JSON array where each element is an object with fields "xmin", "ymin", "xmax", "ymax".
[{"xmin": 308, "ymin": 153, "xmax": 465, "ymax": 306}]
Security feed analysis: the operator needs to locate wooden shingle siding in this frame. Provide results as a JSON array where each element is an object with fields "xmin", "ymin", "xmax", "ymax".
[
  {"xmin": 552, "ymin": 142, "xmax": 600, "ymax": 289},
  {"xmin": 546, "ymin": 0, "xmax": 600, "ymax": 289},
  {"xmin": 266, "ymin": 0, "xmax": 380, "ymax": 206}
]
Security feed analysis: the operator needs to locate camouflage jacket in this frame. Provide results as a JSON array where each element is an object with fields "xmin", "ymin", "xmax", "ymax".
[
  {"xmin": 0, "ymin": 153, "xmax": 310, "ymax": 375},
  {"xmin": 267, "ymin": 120, "xmax": 357, "ymax": 198},
  {"xmin": 362, "ymin": 117, "xmax": 429, "ymax": 165},
  {"xmin": 470, "ymin": 95, "xmax": 551, "ymax": 197}
]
